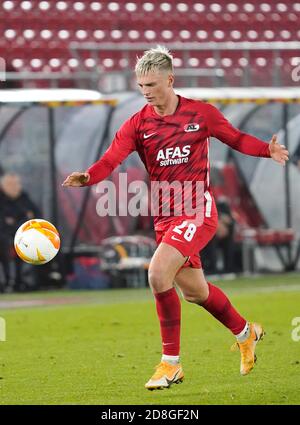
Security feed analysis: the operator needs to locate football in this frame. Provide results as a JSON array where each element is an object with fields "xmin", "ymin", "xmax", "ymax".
[{"xmin": 14, "ymin": 219, "xmax": 60, "ymax": 265}]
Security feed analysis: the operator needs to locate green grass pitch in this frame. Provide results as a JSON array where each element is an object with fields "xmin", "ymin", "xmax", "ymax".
[{"xmin": 0, "ymin": 273, "xmax": 300, "ymax": 405}]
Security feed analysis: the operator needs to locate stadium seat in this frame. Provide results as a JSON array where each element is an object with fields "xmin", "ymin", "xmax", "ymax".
[
  {"xmin": 211, "ymin": 162, "xmax": 295, "ymax": 272},
  {"xmin": 2, "ymin": 0, "xmax": 300, "ymax": 86}
]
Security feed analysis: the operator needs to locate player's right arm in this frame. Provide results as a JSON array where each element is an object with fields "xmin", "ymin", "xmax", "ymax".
[
  {"xmin": 62, "ymin": 171, "xmax": 90, "ymax": 187},
  {"xmin": 62, "ymin": 116, "xmax": 137, "ymax": 187}
]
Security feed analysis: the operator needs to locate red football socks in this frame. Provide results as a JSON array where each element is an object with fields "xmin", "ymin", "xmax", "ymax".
[
  {"xmin": 154, "ymin": 287, "xmax": 181, "ymax": 356},
  {"xmin": 154, "ymin": 282, "xmax": 246, "ymax": 357},
  {"xmin": 201, "ymin": 282, "xmax": 247, "ymax": 335}
]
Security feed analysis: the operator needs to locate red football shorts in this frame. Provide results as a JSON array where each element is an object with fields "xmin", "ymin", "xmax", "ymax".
[{"xmin": 155, "ymin": 213, "xmax": 218, "ymax": 269}]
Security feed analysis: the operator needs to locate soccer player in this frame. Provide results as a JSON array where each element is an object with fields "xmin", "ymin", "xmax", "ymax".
[{"xmin": 63, "ymin": 46, "xmax": 289, "ymax": 390}]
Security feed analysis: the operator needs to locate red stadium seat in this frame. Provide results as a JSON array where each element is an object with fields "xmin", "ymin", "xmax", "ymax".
[
  {"xmin": 2, "ymin": 0, "xmax": 300, "ymax": 87},
  {"xmin": 211, "ymin": 163, "xmax": 295, "ymax": 255}
]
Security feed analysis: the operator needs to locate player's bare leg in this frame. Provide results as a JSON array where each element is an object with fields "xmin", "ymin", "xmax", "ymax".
[
  {"xmin": 174, "ymin": 267, "xmax": 209, "ymax": 304},
  {"xmin": 175, "ymin": 267, "xmax": 265, "ymax": 375},
  {"xmin": 145, "ymin": 243, "xmax": 186, "ymax": 390},
  {"xmin": 148, "ymin": 242, "xmax": 187, "ymax": 294}
]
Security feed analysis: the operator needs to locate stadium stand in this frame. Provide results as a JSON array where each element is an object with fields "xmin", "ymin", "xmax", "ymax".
[
  {"xmin": 211, "ymin": 163, "xmax": 295, "ymax": 273},
  {"xmin": 1, "ymin": 1, "xmax": 300, "ymax": 88}
]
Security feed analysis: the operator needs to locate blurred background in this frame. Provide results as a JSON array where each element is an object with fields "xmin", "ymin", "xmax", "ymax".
[
  {"xmin": 1, "ymin": 0, "xmax": 300, "ymax": 293},
  {"xmin": 2, "ymin": 0, "xmax": 300, "ymax": 90}
]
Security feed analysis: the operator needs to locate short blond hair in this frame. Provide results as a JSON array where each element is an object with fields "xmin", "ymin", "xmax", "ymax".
[{"xmin": 135, "ymin": 45, "xmax": 174, "ymax": 76}]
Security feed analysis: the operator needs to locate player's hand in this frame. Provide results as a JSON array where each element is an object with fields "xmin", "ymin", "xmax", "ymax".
[
  {"xmin": 62, "ymin": 172, "xmax": 90, "ymax": 187},
  {"xmin": 269, "ymin": 134, "xmax": 289, "ymax": 165}
]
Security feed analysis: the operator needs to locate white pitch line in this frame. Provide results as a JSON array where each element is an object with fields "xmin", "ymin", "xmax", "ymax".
[{"xmin": 227, "ymin": 284, "xmax": 300, "ymax": 294}]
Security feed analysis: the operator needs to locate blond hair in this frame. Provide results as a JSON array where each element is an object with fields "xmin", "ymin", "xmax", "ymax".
[{"xmin": 135, "ymin": 45, "xmax": 174, "ymax": 76}]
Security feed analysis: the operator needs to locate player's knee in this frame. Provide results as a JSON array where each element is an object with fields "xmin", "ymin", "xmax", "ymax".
[
  {"xmin": 148, "ymin": 268, "xmax": 168, "ymax": 292},
  {"xmin": 183, "ymin": 291, "xmax": 208, "ymax": 305},
  {"xmin": 183, "ymin": 294, "xmax": 199, "ymax": 304}
]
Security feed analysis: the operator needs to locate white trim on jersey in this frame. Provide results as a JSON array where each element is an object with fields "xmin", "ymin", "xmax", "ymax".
[
  {"xmin": 206, "ymin": 137, "xmax": 210, "ymax": 188},
  {"xmin": 204, "ymin": 137, "xmax": 212, "ymax": 218},
  {"xmin": 204, "ymin": 190, "xmax": 212, "ymax": 218}
]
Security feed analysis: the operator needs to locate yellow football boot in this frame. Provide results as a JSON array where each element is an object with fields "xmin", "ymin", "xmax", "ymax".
[
  {"xmin": 145, "ymin": 361, "xmax": 184, "ymax": 390},
  {"xmin": 231, "ymin": 322, "xmax": 265, "ymax": 375}
]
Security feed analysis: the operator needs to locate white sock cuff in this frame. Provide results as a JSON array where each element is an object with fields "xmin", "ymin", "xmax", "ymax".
[
  {"xmin": 162, "ymin": 354, "xmax": 180, "ymax": 364},
  {"xmin": 235, "ymin": 322, "xmax": 249, "ymax": 338}
]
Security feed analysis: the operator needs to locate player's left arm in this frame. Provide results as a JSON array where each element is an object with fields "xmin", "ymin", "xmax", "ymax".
[
  {"xmin": 205, "ymin": 103, "xmax": 289, "ymax": 165},
  {"xmin": 268, "ymin": 134, "xmax": 289, "ymax": 165}
]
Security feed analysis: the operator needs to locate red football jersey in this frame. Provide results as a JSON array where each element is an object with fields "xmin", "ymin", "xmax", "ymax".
[{"xmin": 86, "ymin": 95, "xmax": 270, "ymax": 230}]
